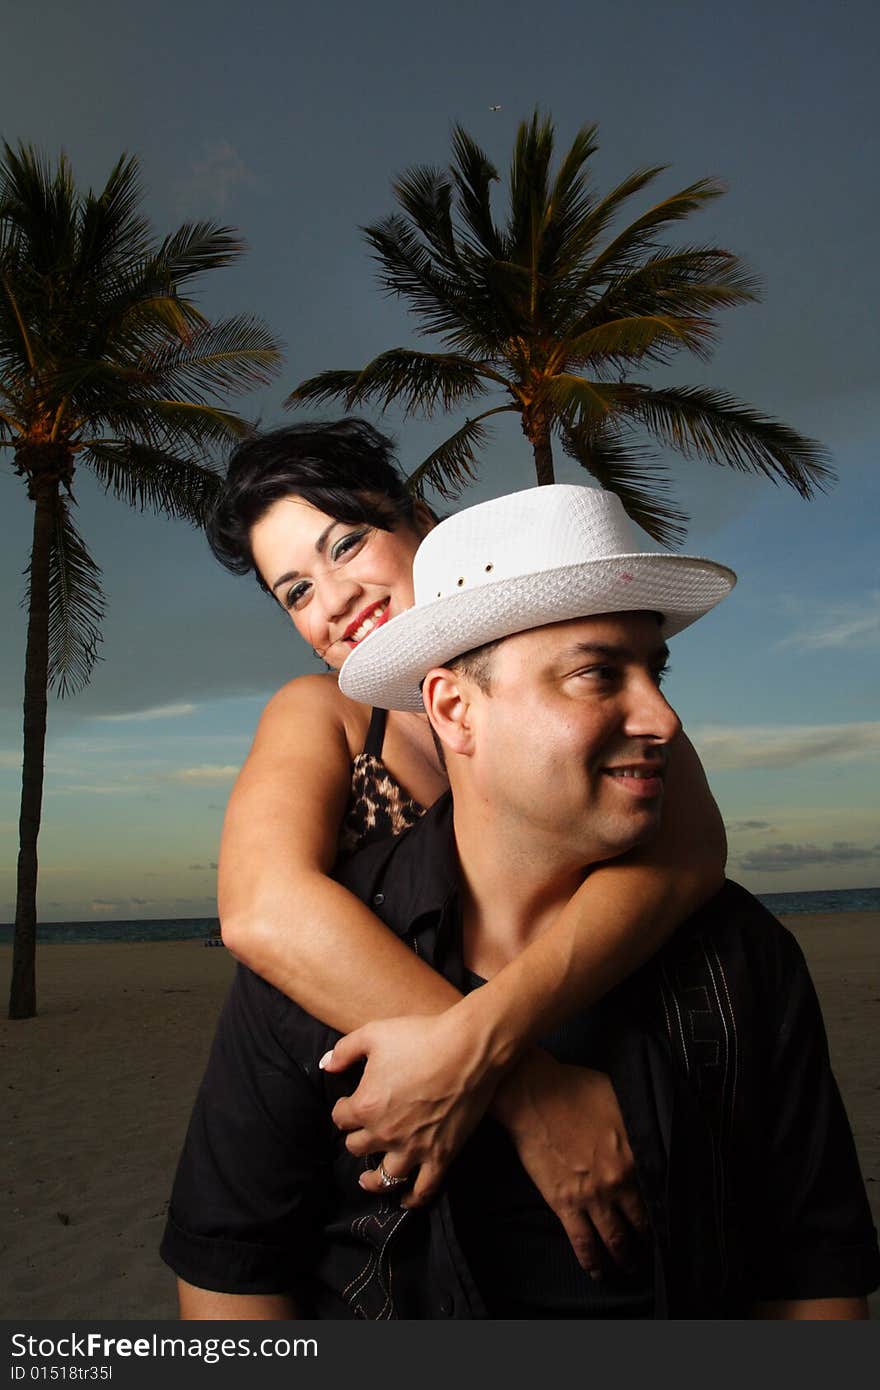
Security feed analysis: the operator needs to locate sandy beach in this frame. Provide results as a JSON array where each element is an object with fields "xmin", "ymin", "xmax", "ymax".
[{"xmin": 1, "ymin": 912, "xmax": 877, "ymax": 1320}]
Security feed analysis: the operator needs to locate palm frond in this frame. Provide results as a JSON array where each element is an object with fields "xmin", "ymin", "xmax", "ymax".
[
  {"xmin": 405, "ymin": 406, "xmax": 515, "ymax": 500},
  {"xmin": 75, "ymin": 154, "xmax": 152, "ymax": 283},
  {"xmin": 552, "ymin": 164, "xmax": 667, "ymax": 277},
  {"xmin": 589, "ymin": 178, "xmax": 727, "ymax": 280},
  {"xmin": 560, "ymin": 421, "xmax": 689, "ymax": 546},
  {"xmin": 590, "ymin": 247, "xmax": 759, "ymax": 325},
  {"xmin": 292, "ymin": 348, "xmax": 495, "ymax": 417},
  {"xmin": 76, "ymin": 395, "xmax": 252, "ymax": 455},
  {"xmin": 507, "ymin": 112, "xmax": 554, "ymax": 266},
  {"xmin": 392, "ymin": 166, "xmax": 462, "ymax": 273},
  {"xmin": 136, "ymin": 314, "xmax": 283, "ymax": 397},
  {"xmin": 0, "ymin": 268, "xmax": 38, "ymax": 370},
  {"xmin": 559, "ymin": 313, "xmax": 716, "ymax": 371},
  {"xmin": 83, "ymin": 441, "xmax": 224, "ymax": 525},
  {"xmin": 449, "ymin": 126, "xmax": 504, "ymax": 258},
  {"xmin": 286, "ymin": 368, "xmax": 362, "ymax": 409},
  {"xmin": 0, "ymin": 142, "xmax": 77, "ymax": 277},
  {"xmin": 363, "ymin": 212, "xmax": 478, "ymax": 334},
  {"xmin": 22, "ymin": 496, "xmax": 106, "ymax": 697},
  {"xmin": 539, "ymin": 123, "xmax": 602, "ymax": 272},
  {"xmin": 152, "ymin": 222, "xmax": 246, "ymax": 284},
  {"xmin": 626, "ymin": 385, "xmax": 835, "ymax": 497},
  {"xmin": 547, "ymin": 373, "xmax": 625, "ymax": 427}
]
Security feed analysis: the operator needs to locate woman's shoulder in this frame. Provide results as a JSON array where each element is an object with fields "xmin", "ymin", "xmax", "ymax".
[{"xmin": 257, "ymin": 671, "xmax": 370, "ymax": 762}]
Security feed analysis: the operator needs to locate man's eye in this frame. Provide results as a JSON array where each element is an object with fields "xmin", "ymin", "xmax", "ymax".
[
  {"xmin": 332, "ymin": 528, "xmax": 369, "ymax": 562},
  {"xmin": 577, "ymin": 665, "xmax": 618, "ymax": 682}
]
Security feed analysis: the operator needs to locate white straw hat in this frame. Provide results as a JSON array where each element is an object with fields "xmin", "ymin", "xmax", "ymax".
[{"xmin": 338, "ymin": 484, "xmax": 736, "ymax": 712}]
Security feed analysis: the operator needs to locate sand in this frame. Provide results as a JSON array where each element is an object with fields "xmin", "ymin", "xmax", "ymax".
[{"xmin": 1, "ymin": 912, "xmax": 877, "ymax": 1320}]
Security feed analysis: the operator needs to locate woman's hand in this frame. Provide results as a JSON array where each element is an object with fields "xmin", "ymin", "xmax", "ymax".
[
  {"xmin": 321, "ymin": 1008, "xmax": 505, "ymax": 1207},
  {"xmin": 493, "ymin": 1051, "xmax": 650, "ymax": 1276},
  {"xmin": 323, "ymin": 1008, "xmax": 649, "ymax": 1277}
]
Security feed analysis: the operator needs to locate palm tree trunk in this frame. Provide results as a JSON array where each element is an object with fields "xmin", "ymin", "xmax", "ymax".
[
  {"xmin": 9, "ymin": 480, "xmax": 56, "ymax": 1019},
  {"xmin": 527, "ymin": 411, "xmax": 555, "ymax": 485}
]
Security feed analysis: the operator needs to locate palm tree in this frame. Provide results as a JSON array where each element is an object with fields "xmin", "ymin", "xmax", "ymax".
[
  {"xmin": 1, "ymin": 143, "xmax": 283, "ymax": 1018},
  {"xmin": 290, "ymin": 112, "xmax": 831, "ymax": 542}
]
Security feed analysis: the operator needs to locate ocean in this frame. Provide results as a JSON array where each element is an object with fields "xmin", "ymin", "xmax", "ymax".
[{"xmin": 1, "ymin": 887, "xmax": 879, "ymax": 944}]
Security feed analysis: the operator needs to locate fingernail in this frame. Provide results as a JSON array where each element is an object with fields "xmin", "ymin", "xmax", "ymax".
[
  {"xmin": 318, "ymin": 1050, "xmax": 333, "ymax": 1070},
  {"xmin": 358, "ymin": 1173, "xmax": 368, "ymax": 1188}
]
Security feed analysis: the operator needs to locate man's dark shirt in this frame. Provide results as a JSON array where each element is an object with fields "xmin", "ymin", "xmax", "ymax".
[{"xmin": 161, "ymin": 794, "xmax": 880, "ymax": 1318}]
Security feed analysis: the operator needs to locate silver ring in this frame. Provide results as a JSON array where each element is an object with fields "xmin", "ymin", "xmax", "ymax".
[{"xmin": 378, "ymin": 1161, "xmax": 407, "ymax": 1189}]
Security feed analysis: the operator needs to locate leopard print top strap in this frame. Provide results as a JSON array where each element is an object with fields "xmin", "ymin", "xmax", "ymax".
[{"xmin": 338, "ymin": 709, "xmax": 426, "ymax": 857}]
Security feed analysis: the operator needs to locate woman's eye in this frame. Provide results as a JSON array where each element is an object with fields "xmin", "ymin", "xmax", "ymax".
[
  {"xmin": 284, "ymin": 581, "xmax": 311, "ymax": 610},
  {"xmin": 654, "ymin": 664, "xmax": 670, "ymax": 688},
  {"xmin": 331, "ymin": 528, "xmax": 369, "ymax": 562}
]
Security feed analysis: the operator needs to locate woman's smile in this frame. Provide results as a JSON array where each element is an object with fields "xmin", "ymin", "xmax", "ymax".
[{"xmin": 343, "ymin": 598, "xmax": 391, "ymax": 647}]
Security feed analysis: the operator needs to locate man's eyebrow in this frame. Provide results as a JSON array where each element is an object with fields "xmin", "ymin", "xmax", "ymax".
[
  {"xmin": 556, "ymin": 641, "xmax": 671, "ymax": 665},
  {"xmin": 270, "ymin": 520, "xmax": 340, "ymax": 593}
]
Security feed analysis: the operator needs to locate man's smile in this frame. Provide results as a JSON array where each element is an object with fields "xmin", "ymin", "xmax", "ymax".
[{"xmin": 602, "ymin": 760, "xmax": 667, "ymax": 799}]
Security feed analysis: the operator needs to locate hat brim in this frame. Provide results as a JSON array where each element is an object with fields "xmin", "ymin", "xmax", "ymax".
[{"xmin": 338, "ymin": 552, "xmax": 736, "ymax": 711}]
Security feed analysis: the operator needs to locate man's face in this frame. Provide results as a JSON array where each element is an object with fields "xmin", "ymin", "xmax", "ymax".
[{"xmin": 459, "ymin": 612, "xmax": 682, "ymax": 866}]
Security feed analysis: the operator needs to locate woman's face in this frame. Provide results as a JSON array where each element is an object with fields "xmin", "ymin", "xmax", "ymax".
[{"xmin": 250, "ymin": 496, "xmax": 429, "ymax": 670}]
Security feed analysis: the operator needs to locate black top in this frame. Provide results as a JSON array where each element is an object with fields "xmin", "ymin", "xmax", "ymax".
[{"xmin": 161, "ymin": 793, "xmax": 880, "ymax": 1318}]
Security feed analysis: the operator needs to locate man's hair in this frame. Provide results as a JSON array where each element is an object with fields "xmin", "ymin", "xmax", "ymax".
[
  {"xmin": 207, "ymin": 419, "xmax": 430, "ymax": 592},
  {"xmin": 447, "ymin": 637, "xmax": 503, "ymax": 693}
]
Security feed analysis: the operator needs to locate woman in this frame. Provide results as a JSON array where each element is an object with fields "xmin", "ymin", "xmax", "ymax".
[{"xmin": 206, "ymin": 418, "xmax": 726, "ymax": 1270}]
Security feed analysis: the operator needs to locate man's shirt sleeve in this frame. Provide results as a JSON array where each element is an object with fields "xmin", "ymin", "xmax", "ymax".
[
  {"xmin": 160, "ymin": 965, "xmax": 335, "ymax": 1295},
  {"xmin": 745, "ymin": 929, "xmax": 880, "ymax": 1301}
]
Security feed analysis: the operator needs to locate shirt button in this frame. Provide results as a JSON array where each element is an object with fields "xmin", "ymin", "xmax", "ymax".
[
  {"xmin": 438, "ymin": 1294, "xmax": 454, "ymax": 1316},
  {"xmin": 373, "ymin": 893, "xmax": 385, "ymax": 906}
]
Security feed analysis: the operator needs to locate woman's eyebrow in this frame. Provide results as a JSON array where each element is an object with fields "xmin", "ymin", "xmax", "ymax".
[{"xmin": 271, "ymin": 521, "xmax": 342, "ymax": 592}]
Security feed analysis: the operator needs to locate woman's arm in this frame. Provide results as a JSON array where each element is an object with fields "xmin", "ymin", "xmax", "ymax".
[{"xmin": 218, "ymin": 674, "xmax": 462, "ymax": 1023}]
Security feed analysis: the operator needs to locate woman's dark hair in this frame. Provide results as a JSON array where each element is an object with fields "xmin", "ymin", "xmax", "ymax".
[{"xmin": 207, "ymin": 419, "xmax": 427, "ymax": 592}]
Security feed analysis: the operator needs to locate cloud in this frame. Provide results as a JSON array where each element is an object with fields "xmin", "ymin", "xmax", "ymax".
[
  {"xmin": 728, "ymin": 819, "xmax": 772, "ymax": 832},
  {"xmin": 736, "ymin": 841, "xmax": 880, "ymax": 873},
  {"xmin": 169, "ymin": 765, "xmax": 240, "ymax": 785},
  {"xmin": 780, "ymin": 593, "xmax": 880, "ymax": 652},
  {"xmin": 179, "ymin": 141, "xmax": 256, "ymax": 214},
  {"xmin": 90, "ymin": 900, "xmax": 117, "ymax": 913},
  {"xmin": 691, "ymin": 721, "xmax": 880, "ymax": 770},
  {"xmin": 91, "ymin": 703, "xmax": 196, "ymax": 724}
]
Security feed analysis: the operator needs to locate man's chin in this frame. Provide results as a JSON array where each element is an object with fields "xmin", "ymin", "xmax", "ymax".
[{"xmin": 594, "ymin": 809, "xmax": 664, "ymax": 861}]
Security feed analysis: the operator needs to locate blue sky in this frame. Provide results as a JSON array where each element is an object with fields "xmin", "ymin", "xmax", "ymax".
[{"xmin": 1, "ymin": 0, "xmax": 878, "ymax": 919}]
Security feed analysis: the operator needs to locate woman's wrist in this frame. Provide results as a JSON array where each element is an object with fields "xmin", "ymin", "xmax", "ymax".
[{"xmin": 446, "ymin": 985, "xmax": 528, "ymax": 1089}]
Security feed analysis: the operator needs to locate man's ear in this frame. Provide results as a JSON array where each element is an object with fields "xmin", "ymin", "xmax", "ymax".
[{"xmin": 422, "ymin": 667, "xmax": 474, "ymax": 758}]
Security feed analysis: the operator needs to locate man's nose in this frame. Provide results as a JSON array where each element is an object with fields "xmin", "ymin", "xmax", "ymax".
[{"xmin": 623, "ymin": 676, "xmax": 682, "ymax": 745}]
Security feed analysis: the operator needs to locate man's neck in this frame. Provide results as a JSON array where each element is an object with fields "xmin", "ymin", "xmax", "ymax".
[{"xmin": 451, "ymin": 799, "xmax": 588, "ymax": 980}]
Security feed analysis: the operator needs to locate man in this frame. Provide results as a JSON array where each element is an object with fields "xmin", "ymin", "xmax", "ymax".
[{"xmin": 161, "ymin": 485, "xmax": 879, "ymax": 1318}]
